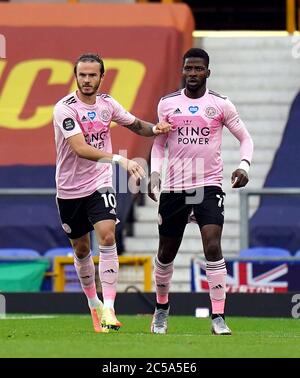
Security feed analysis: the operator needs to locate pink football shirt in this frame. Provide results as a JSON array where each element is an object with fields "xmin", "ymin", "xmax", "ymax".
[
  {"xmin": 53, "ymin": 91, "xmax": 135, "ymax": 199},
  {"xmin": 151, "ymin": 88, "xmax": 253, "ymax": 190}
]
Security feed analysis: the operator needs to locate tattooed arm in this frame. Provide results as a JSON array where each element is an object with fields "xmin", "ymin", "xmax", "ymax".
[{"xmin": 123, "ymin": 118, "xmax": 170, "ymax": 137}]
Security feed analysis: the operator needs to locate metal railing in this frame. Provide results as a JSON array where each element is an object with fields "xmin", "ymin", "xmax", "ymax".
[
  {"xmin": 239, "ymin": 188, "xmax": 300, "ymax": 250},
  {"xmin": 0, "ymin": 188, "xmax": 56, "ymax": 196},
  {"xmin": 53, "ymin": 255, "xmax": 152, "ymax": 292}
]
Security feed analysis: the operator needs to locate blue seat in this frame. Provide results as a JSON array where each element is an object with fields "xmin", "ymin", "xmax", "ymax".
[
  {"xmin": 0, "ymin": 248, "xmax": 40, "ymax": 259},
  {"xmin": 239, "ymin": 247, "xmax": 291, "ymax": 258},
  {"xmin": 44, "ymin": 247, "xmax": 73, "ymax": 259},
  {"xmin": 294, "ymin": 250, "xmax": 300, "ymax": 257}
]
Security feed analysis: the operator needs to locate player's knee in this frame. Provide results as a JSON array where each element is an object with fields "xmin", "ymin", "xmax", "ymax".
[
  {"xmin": 100, "ymin": 232, "xmax": 116, "ymax": 246},
  {"xmin": 157, "ymin": 248, "xmax": 176, "ymax": 264},
  {"xmin": 71, "ymin": 236, "xmax": 90, "ymax": 258},
  {"xmin": 158, "ymin": 236, "xmax": 181, "ymax": 263},
  {"xmin": 157, "ymin": 253, "xmax": 173, "ymax": 265},
  {"xmin": 73, "ymin": 241, "xmax": 90, "ymax": 259}
]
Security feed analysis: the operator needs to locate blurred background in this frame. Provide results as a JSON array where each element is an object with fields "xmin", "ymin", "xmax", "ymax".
[{"xmin": 0, "ymin": 0, "xmax": 300, "ymax": 308}]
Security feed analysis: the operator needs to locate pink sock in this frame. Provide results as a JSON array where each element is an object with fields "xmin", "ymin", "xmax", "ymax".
[
  {"xmin": 206, "ymin": 258, "xmax": 227, "ymax": 314},
  {"xmin": 154, "ymin": 256, "xmax": 174, "ymax": 304},
  {"xmin": 74, "ymin": 252, "xmax": 97, "ymax": 299},
  {"xmin": 99, "ymin": 244, "xmax": 119, "ymax": 307}
]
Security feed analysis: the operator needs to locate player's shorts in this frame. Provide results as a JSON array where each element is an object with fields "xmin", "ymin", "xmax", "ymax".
[
  {"xmin": 56, "ymin": 187, "xmax": 117, "ymax": 239},
  {"xmin": 158, "ymin": 186, "xmax": 225, "ymax": 237}
]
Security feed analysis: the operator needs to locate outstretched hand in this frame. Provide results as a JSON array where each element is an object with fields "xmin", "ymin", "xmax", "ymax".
[
  {"xmin": 231, "ymin": 169, "xmax": 249, "ymax": 188},
  {"xmin": 148, "ymin": 172, "xmax": 161, "ymax": 202},
  {"xmin": 153, "ymin": 121, "xmax": 171, "ymax": 135}
]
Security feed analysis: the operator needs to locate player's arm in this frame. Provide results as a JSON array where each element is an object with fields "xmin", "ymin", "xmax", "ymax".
[
  {"xmin": 123, "ymin": 118, "xmax": 170, "ymax": 137},
  {"xmin": 229, "ymin": 119, "xmax": 252, "ymax": 189},
  {"xmin": 67, "ymin": 133, "xmax": 115, "ymax": 162},
  {"xmin": 148, "ymin": 99, "xmax": 170, "ymax": 200},
  {"xmin": 148, "ymin": 133, "xmax": 168, "ymax": 201},
  {"xmin": 67, "ymin": 133, "xmax": 145, "ymax": 180},
  {"xmin": 54, "ymin": 104, "xmax": 145, "ymax": 180},
  {"xmin": 109, "ymin": 96, "xmax": 170, "ymax": 136},
  {"xmin": 224, "ymin": 100, "xmax": 254, "ymax": 188}
]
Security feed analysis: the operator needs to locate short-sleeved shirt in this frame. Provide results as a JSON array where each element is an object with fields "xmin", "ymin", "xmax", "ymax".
[{"xmin": 53, "ymin": 91, "xmax": 135, "ymax": 199}]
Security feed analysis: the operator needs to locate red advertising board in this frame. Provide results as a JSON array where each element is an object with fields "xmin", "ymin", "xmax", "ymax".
[{"xmin": 0, "ymin": 4, "xmax": 194, "ymax": 165}]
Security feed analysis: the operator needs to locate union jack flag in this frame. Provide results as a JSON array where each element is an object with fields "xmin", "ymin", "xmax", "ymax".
[{"xmin": 191, "ymin": 259, "xmax": 289, "ymax": 293}]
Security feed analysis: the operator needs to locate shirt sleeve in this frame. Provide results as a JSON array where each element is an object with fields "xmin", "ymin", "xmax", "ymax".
[
  {"xmin": 109, "ymin": 97, "xmax": 136, "ymax": 126},
  {"xmin": 151, "ymin": 98, "xmax": 168, "ymax": 174},
  {"xmin": 151, "ymin": 134, "xmax": 168, "ymax": 174},
  {"xmin": 157, "ymin": 97, "xmax": 169, "ymax": 123},
  {"xmin": 223, "ymin": 98, "xmax": 254, "ymax": 164},
  {"xmin": 53, "ymin": 104, "xmax": 82, "ymax": 139}
]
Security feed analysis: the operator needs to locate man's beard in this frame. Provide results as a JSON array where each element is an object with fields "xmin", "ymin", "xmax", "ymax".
[{"xmin": 77, "ymin": 80, "xmax": 100, "ymax": 96}]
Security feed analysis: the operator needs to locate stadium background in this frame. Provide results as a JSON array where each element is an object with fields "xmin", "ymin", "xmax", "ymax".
[{"xmin": 0, "ymin": 0, "xmax": 300, "ymax": 317}]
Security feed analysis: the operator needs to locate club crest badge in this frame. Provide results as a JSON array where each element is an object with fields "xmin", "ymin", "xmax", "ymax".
[
  {"xmin": 100, "ymin": 110, "xmax": 111, "ymax": 122},
  {"xmin": 205, "ymin": 106, "xmax": 217, "ymax": 118}
]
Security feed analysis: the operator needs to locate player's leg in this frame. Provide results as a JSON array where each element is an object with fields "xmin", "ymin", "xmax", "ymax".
[
  {"xmin": 201, "ymin": 225, "xmax": 231, "ymax": 334},
  {"xmin": 151, "ymin": 235, "xmax": 182, "ymax": 334},
  {"xmin": 87, "ymin": 188, "xmax": 121, "ymax": 330},
  {"xmin": 93, "ymin": 219, "xmax": 122, "ymax": 330},
  {"xmin": 151, "ymin": 191, "xmax": 191, "ymax": 334},
  {"xmin": 71, "ymin": 234, "xmax": 106, "ymax": 333},
  {"xmin": 194, "ymin": 186, "xmax": 231, "ymax": 335},
  {"xmin": 56, "ymin": 196, "xmax": 105, "ymax": 333}
]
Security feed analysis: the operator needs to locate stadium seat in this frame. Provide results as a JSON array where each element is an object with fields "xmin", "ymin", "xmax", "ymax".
[
  {"xmin": 239, "ymin": 247, "xmax": 291, "ymax": 258},
  {"xmin": 0, "ymin": 248, "xmax": 40, "ymax": 259},
  {"xmin": 44, "ymin": 247, "xmax": 73, "ymax": 258},
  {"xmin": 294, "ymin": 250, "xmax": 300, "ymax": 257}
]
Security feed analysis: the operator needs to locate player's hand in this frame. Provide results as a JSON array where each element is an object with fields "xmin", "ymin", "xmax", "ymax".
[
  {"xmin": 231, "ymin": 169, "xmax": 249, "ymax": 188},
  {"xmin": 148, "ymin": 171, "xmax": 161, "ymax": 202},
  {"xmin": 153, "ymin": 121, "xmax": 171, "ymax": 135},
  {"xmin": 119, "ymin": 158, "xmax": 146, "ymax": 181}
]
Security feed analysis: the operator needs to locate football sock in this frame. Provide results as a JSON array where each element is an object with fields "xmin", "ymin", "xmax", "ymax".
[
  {"xmin": 206, "ymin": 258, "xmax": 227, "ymax": 315},
  {"xmin": 154, "ymin": 256, "xmax": 174, "ymax": 304},
  {"xmin": 99, "ymin": 243, "xmax": 119, "ymax": 308},
  {"xmin": 74, "ymin": 252, "xmax": 101, "ymax": 308}
]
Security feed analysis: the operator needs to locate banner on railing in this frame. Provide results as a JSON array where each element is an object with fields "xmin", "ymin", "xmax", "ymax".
[{"xmin": 191, "ymin": 258, "xmax": 300, "ymax": 293}]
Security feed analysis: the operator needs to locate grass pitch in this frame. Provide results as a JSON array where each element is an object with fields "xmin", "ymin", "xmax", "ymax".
[{"xmin": 0, "ymin": 315, "xmax": 299, "ymax": 358}]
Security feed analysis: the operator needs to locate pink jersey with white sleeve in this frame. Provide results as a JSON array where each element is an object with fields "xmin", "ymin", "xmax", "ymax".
[
  {"xmin": 53, "ymin": 91, "xmax": 135, "ymax": 199},
  {"xmin": 151, "ymin": 88, "xmax": 253, "ymax": 190}
]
